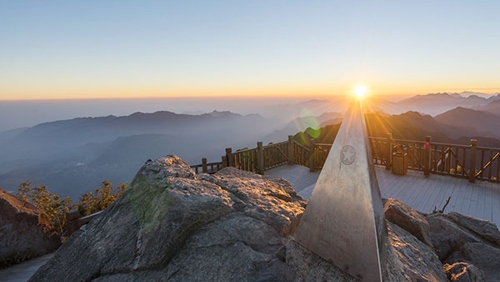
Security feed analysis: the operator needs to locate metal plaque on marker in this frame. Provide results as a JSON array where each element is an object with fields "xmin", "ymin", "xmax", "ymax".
[{"xmin": 294, "ymin": 99, "xmax": 390, "ymax": 281}]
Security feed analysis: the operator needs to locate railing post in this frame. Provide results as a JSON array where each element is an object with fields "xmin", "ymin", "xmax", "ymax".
[
  {"xmin": 309, "ymin": 138, "xmax": 316, "ymax": 172},
  {"xmin": 225, "ymin": 148, "xmax": 234, "ymax": 167},
  {"xmin": 65, "ymin": 210, "xmax": 81, "ymax": 236},
  {"xmin": 257, "ymin": 142, "xmax": 264, "ymax": 174},
  {"xmin": 424, "ymin": 136, "xmax": 432, "ymax": 177},
  {"xmin": 202, "ymin": 158, "xmax": 208, "ymax": 173},
  {"xmin": 221, "ymin": 156, "xmax": 228, "ymax": 168},
  {"xmin": 386, "ymin": 133, "xmax": 393, "ymax": 170},
  {"xmin": 469, "ymin": 139, "xmax": 477, "ymax": 183},
  {"xmin": 288, "ymin": 135, "xmax": 295, "ymax": 165}
]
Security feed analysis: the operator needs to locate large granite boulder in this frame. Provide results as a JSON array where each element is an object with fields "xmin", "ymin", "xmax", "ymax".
[
  {"xmin": 29, "ymin": 155, "xmax": 497, "ymax": 281},
  {"xmin": 285, "ymin": 240, "xmax": 358, "ymax": 281},
  {"xmin": 288, "ymin": 225, "xmax": 447, "ymax": 281},
  {"xmin": 0, "ymin": 188, "xmax": 60, "ymax": 268},
  {"xmin": 384, "ymin": 198, "xmax": 433, "ymax": 247},
  {"xmin": 446, "ymin": 212, "xmax": 500, "ymax": 247},
  {"xmin": 426, "ymin": 213, "xmax": 483, "ymax": 261},
  {"xmin": 30, "ymin": 156, "xmax": 306, "ymax": 281},
  {"xmin": 427, "ymin": 212, "xmax": 500, "ymax": 281},
  {"xmin": 445, "ymin": 242, "xmax": 500, "ymax": 282},
  {"xmin": 388, "ymin": 222, "xmax": 447, "ymax": 281}
]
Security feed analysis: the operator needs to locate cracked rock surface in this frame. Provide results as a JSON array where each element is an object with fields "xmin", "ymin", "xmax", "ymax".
[
  {"xmin": 31, "ymin": 155, "xmax": 497, "ymax": 281},
  {"xmin": 29, "ymin": 156, "xmax": 305, "ymax": 281}
]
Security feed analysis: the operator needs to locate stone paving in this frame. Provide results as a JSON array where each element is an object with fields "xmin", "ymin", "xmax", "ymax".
[
  {"xmin": 267, "ymin": 164, "xmax": 500, "ymax": 227},
  {"xmin": 0, "ymin": 253, "xmax": 54, "ymax": 282}
]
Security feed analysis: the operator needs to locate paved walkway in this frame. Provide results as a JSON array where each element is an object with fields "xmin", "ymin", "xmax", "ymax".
[
  {"xmin": 0, "ymin": 253, "xmax": 53, "ymax": 282},
  {"xmin": 267, "ymin": 164, "xmax": 500, "ymax": 228}
]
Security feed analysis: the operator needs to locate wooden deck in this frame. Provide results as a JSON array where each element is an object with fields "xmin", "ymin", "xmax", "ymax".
[{"xmin": 266, "ymin": 164, "xmax": 500, "ymax": 228}]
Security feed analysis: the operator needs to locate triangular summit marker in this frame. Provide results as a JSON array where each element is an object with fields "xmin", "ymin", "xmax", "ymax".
[{"xmin": 294, "ymin": 99, "xmax": 392, "ymax": 281}]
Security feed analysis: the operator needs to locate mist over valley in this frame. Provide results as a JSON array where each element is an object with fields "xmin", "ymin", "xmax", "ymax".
[{"xmin": 1, "ymin": 92, "xmax": 500, "ymax": 200}]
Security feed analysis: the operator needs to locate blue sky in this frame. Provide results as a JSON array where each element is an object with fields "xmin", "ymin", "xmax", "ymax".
[{"xmin": 1, "ymin": 1, "xmax": 499, "ymax": 100}]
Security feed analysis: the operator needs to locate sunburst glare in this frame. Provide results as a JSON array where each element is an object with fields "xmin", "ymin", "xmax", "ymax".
[{"xmin": 353, "ymin": 85, "xmax": 368, "ymax": 98}]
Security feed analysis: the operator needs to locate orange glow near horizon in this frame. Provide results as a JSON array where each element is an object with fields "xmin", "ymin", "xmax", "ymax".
[
  {"xmin": 2, "ymin": 82, "xmax": 500, "ymax": 101},
  {"xmin": 0, "ymin": 84, "xmax": 346, "ymax": 101}
]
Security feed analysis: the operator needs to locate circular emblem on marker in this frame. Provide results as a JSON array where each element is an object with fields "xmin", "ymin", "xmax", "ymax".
[{"xmin": 341, "ymin": 145, "xmax": 356, "ymax": 165}]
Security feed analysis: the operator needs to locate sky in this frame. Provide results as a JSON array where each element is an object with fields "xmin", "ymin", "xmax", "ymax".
[{"xmin": 1, "ymin": 0, "xmax": 500, "ymax": 101}]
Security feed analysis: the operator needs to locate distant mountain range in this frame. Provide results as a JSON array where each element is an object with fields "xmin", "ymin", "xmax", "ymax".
[
  {"xmin": 287, "ymin": 91, "xmax": 500, "ymax": 149},
  {"xmin": 0, "ymin": 110, "xmax": 287, "ymax": 199},
  {"xmin": 366, "ymin": 110, "xmax": 500, "ymax": 146},
  {"xmin": 260, "ymin": 91, "xmax": 500, "ymax": 117},
  {"xmin": 1, "ymin": 91, "xmax": 499, "ymax": 200},
  {"xmin": 473, "ymin": 99, "xmax": 500, "ymax": 116},
  {"xmin": 434, "ymin": 107, "xmax": 500, "ymax": 139},
  {"xmin": 395, "ymin": 92, "xmax": 500, "ymax": 116},
  {"xmin": 296, "ymin": 110, "xmax": 500, "ymax": 150}
]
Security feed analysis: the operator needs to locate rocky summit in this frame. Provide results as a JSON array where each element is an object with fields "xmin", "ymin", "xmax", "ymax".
[
  {"xmin": 30, "ymin": 156, "xmax": 500, "ymax": 281},
  {"xmin": 0, "ymin": 188, "xmax": 60, "ymax": 268}
]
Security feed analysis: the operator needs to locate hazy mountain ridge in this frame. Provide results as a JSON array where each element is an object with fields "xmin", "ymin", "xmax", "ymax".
[
  {"xmin": 0, "ymin": 110, "xmax": 273, "ymax": 167},
  {"xmin": 435, "ymin": 107, "xmax": 500, "ymax": 139},
  {"xmin": 366, "ymin": 111, "xmax": 459, "ymax": 142},
  {"xmin": 2, "ymin": 93, "xmax": 500, "ymax": 200},
  {"xmin": 366, "ymin": 110, "xmax": 500, "ymax": 148},
  {"xmin": 473, "ymin": 99, "xmax": 500, "ymax": 116},
  {"xmin": 0, "ymin": 110, "xmax": 286, "ymax": 199},
  {"xmin": 14, "ymin": 110, "xmax": 254, "ymax": 145},
  {"xmin": 396, "ymin": 92, "xmax": 500, "ymax": 116},
  {"xmin": 297, "ymin": 110, "xmax": 500, "ymax": 150},
  {"xmin": 262, "ymin": 91, "xmax": 500, "ymax": 118}
]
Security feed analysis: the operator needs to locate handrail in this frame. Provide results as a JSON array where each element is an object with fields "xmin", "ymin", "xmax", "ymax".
[
  {"xmin": 232, "ymin": 146, "xmax": 259, "ymax": 173},
  {"xmin": 314, "ymin": 143, "xmax": 332, "ymax": 146},
  {"xmin": 65, "ymin": 134, "xmax": 499, "ymax": 238},
  {"xmin": 370, "ymin": 136, "xmax": 500, "ymax": 183},
  {"xmin": 293, "ymin": 142, "xmax": 309, "ymax": 151},
  {"xmin": 262, "ymin": 141, "xmax": 289, "ymax": 171},
  {"xmin": 190, "ymin": 158, "xmax": 224, "ymax": 174},
  {"xmin": 65, "ymin": 210, "xmax": 104, "ymax": 236},
  {"xmin": 190, "ymin": 134, "xmax": 500, "ymax": 184}
]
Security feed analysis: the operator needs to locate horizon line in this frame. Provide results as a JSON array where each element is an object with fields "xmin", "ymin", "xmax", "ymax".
[{"xmin": 2, "ymin": 90, "xmax": 500, "ymax": 102}]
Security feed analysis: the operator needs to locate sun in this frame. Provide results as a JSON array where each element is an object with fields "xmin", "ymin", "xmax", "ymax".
[{"xmin": 353, "ymin": 85, "xmax": 368, "ymax": 98}]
